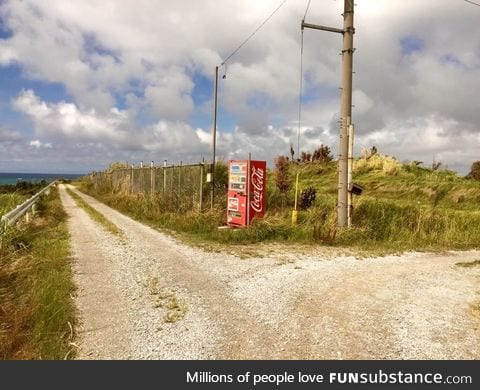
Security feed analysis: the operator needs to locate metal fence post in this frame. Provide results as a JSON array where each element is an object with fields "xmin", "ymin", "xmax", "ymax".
[
  {"xmin": 150, "ymin": 161, "xmax": 155, "ymax": 195},
  {"xmin": 170, "ymin": 165, "xmax": 174, "ymax": 196},
  {"xmin": 178, "ymin": 161, "xmax": 182, "ymax": 199},
  {"xmin": 199, "ymin": 161, "xmax": 204, "ymax": 212},
  {"xmin": 163, "ymin": 160, "xmax": 167, "ymax": 193},
  {"xmin": 131, "ymin": 165, "xmax": 134, "ymax": 194}
]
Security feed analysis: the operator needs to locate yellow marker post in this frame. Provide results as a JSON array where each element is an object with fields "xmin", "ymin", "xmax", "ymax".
[{"xmin": 292, "ymin": 173, "xmax": 299, "ymax": 225}]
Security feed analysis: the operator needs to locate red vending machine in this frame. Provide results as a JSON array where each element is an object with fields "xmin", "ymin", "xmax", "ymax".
[{"xmin": 227, "ymin": 159, "xmax": 266, "ymax": 227}]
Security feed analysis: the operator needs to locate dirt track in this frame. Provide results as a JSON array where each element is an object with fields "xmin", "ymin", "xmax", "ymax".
[{"xmin": 59, "ymin": 184, "xmax": 480, "ymax": 359}]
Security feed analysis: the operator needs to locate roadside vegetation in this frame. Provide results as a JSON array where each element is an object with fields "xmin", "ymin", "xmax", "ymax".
[
  {"xmin": 76, "ymin": 149, "xmax": 480, "ymax": 253},
  {"xmin": 66, "ymin": 187, "xmax": 123, "ymax": 237},
  {"xmin": 0, "ymin": 186, "xmax": 76, "ymax": 359},
  {"xmin": 0, "ymin": 181, "xmax": 50, "ymax": 217}
]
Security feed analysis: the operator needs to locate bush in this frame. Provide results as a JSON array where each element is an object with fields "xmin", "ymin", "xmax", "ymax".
[
  {"xmin": 312, "ymin": 145, "xmax": 333, "ymax": 163},
  {"xmin": 299, "ymin": 187, "xmax": 316, "ymax": 210},
  {"xmin": 468, "ymin": 161, "xmax": 480, "ymax": 181},
  {"xmin": 274, "ymin": 156, "xmax": 291, "ymax": 207}
]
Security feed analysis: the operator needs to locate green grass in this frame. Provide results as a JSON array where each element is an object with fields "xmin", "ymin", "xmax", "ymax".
[
  {"xmin": 66, "ymin": 188, "xmax": 123, "ymax": 237},
  {"xmin": 0, "ymin": 186, "xmax": 76, "ymax": 359},
  {"xmin": 76, "ymin": 155, "xmax": 480, "ymax": 253},
  {"xmin": 456, "ymin": 259, "xmax": 480, "ymax": 268}
]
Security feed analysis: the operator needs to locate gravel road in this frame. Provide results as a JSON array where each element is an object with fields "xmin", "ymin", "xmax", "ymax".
[{"xmin": 59, "ymin": 184, "xmax": 480, "ymax": 359}]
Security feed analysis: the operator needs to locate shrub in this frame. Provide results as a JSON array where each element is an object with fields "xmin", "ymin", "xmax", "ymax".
[
  {"xmin": 468, "ymin": 161, "xmax": 480, "ymax": 181},
  {"xmin": 312, "ymin": 144, "xmax": 333, "ymax": 163},
  {"xmin": 299, "ymin": 187, "xmax": 317, "ymax": 210},
  {"xmin": 274, "ymin": 156, "xmax": 291, "ymax": 207},
  {"xmin": 300, "ymin": 152, "xmax": 312, "ymax": 163}
]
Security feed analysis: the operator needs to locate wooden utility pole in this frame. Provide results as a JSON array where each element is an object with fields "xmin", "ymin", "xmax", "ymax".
[{"xmin": 302, "ymin": 0, "xmax": 355, "ymax": 228}]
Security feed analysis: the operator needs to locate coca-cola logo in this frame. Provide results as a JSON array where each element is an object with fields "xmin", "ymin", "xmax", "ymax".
[{"xmin": 251, "ymin": 166, "xmax": 264, "ymax": 213}]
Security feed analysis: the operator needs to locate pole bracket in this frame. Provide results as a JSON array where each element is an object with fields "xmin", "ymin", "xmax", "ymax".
[{"xmin": 301, "ymin": 21, "xmax": 344, "ymax": 35}]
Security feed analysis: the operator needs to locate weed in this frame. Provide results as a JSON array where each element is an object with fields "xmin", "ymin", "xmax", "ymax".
[
  {"xmin": 76, "ymin": 157, "xmax": 480, "ymax": 254},
  {"xmin": 0, "ymin": 187, "xmax": 76, "ymax": 359},
  {"xmin": 146, "ymin": 277, "xmax": 187, "ymax": 323},
  {"xmin": 66, "ymin": 188, "xmax": 123, "ymax": 237},
  {"xmin": 456, "ymin": 259, "xmax": 480, "ymax": 268}
]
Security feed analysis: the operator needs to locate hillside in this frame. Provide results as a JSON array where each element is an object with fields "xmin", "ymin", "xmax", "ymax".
[{"xmin": 79, "ymin": 154, "xmax": 480, "ymax": 253}]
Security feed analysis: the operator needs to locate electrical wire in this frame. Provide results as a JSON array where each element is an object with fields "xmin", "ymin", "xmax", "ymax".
[
  {"xmin": 464, "ymin": 0, "xmax": 480, "ymax": 6},
  {"xmin": 221, "ymin": 0, "xmax": 288, "ymax": 66},
  {"xmin": 303, "ymin": 0, "xmax": 312, "ymax": 20},
  {"xmin": 297, "ymin": 28, "xmax": 304, "ymax": 158},
  {"xmin": 297, "ymin": 0, "xmax": 311, "ymax": 158}
]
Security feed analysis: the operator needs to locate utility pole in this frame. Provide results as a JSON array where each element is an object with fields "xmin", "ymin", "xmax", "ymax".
[
  {"xmin": 302, "ymin": 0, "xmax": 355, "ymax": 228},
  {"xmin": 211, "ymin": 65, "xmax": 219, "ymax": 209}
]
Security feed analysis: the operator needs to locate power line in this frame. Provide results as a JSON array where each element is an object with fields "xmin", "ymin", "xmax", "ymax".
[
  {"xmin": 221, "ymin": 0, "xmax": 288, "ymax": 66},
  {"xmin": 303, "ymin": 0, "xmax": 312, "ymax": 20},
  {"xmin": 297, "ymin": 0, "xmax": 311, "ymax": 157},
  {"xmin": 297, "ymin": 28, "xmax": 304, "ymax": 158},
  {"xmin": 464, "ymin": 0, "xmax": 480, "ymax": 6}
]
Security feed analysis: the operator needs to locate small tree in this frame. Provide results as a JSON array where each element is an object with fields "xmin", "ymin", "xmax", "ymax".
[
  {"xmin": 274, "ymin": 156, "xmax": 291, "ymax": 207},
  {"xmin": 300, "ymin": 151, "xmax": 312, "ymax": 163},
  {"xmin": 468, "ymin": 161, "xmax": 480, "ymax": 181},
  {"xmin": 312, "ymin": 144, "xmax": 333, "ymax": 163},
  {"xmin": 299, "ymin": 187, "xmax": 316, "ymax": 210},
  {"xmin": 108, "ymin": 161, "xmax": 130, "ymax": 171}
]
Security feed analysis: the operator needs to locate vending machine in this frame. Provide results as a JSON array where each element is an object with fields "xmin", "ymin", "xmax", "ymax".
[{"xmin": 227, "ymin": 159, "xmax": 266, "ymax": 227}]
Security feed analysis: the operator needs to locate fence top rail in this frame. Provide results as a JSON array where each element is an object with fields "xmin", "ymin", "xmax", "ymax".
[
  {"xmin": 1, "ymin": 181, "xmax": 57, "ymax": 227},
  {"xmin": 98, "ymin": 162, "xmax": 205, "ymax": 174}
]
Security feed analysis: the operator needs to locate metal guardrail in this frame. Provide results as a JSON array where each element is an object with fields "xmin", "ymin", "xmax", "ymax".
[{"xmin": 0, "ymin": 181, "xmax": 57, "ymax": 229}]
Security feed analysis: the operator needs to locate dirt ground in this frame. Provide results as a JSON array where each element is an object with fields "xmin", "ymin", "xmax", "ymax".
[{"xmin": 59, "ymin": 184, "xmax": 480, "ymax": 359}]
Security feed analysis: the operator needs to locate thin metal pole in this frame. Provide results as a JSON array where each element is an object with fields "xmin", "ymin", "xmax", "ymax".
[
  {"xmin": 347, "ymin": 120, "xmax": 354, "ymax": 227},
  {"xmin": 163, "ymin": 160, "xmax": 167, "ymax": 193},
  {"xmin": 131, "ymin": 165, "xmax": 134, "ymax": 194},
  {"xmin": 178, "ymin": 161, "xmax": 182, "ymax": 198},
  {"xmin": 211, "ymin": 65, "xmax": 219, "ymax": 209},
  {"xmin": 337, "ymin": 0, "xmax": 355, "ymax": 228},
  {"xmin": 199, "ymin": 158, "xmax": 204, "ymax": 212},
  {"xmin": 150, "ymin": 161, "xmax": 155, "ymax": 194},
  {"xmin": 246, "ymin": 152, "xmax": 251, "ymax": 226}
]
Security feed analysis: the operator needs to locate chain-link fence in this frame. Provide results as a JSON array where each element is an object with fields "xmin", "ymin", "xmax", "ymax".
[{"xmin": 90, "ymin": 163, "xmax": 207, "ymax": 212}]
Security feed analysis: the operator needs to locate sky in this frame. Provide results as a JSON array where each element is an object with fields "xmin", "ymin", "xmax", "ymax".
[{"xmin": 0, "ymin": 0, "xmax": 479, "ymax": 174}]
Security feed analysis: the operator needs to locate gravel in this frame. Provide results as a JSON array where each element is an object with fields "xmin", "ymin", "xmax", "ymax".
[{"xmin": 60, "ymin": 184, "xmax": 480, "ymax": 360}]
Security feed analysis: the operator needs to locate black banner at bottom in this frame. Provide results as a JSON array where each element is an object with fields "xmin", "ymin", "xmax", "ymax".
[{"xmin": 1, "ymin": 360, "xmax": 478, "ymax": 390}]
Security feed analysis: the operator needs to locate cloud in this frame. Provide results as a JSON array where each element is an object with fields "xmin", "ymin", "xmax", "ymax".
[
  {"xmin": 13, "ymin": 89, "xmax": 128, "ymax": 142},
  {"xmin": 0, "ymin": 127, "xmax": 22, "ymax": 142},
  {"xmin": 29, "ymin": 139, "xmax": 52, "ymax": 149},
  {"xmin": 13, "ymin": 89, "xmax": 209, "ymax": 160},
  {"xmin": 0, "ymin": 0, "xmax": 479, "ymax": 173}
]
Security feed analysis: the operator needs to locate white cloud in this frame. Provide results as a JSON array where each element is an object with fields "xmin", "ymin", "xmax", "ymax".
[
  {"xmin": 0, "ymin": 127, "xmax": 22, "ymax": 142},
  {"xmin": 29, "ymin": 139, "xmax": 52, "ymax": 149},
  {"xmin": 0, "ymin": 0, "xmax": 479, "ymax": 173},
  {"xmin": 13, "ymin": 89, "xmax": 127, "ymax": 141}
]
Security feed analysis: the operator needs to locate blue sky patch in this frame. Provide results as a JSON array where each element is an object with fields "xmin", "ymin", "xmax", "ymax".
[
  {"xmin": 440, "ymin": 54, "xmax": 464, "ymax": 68},
  {"xmin": 400, "ymin": 36, "xmax": 425, "ymax": 55}
]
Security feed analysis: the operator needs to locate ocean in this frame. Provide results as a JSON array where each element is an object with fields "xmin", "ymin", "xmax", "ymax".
[{"xmin": 0, "ymin": 172, "xmax": 84, "ymax": 185}]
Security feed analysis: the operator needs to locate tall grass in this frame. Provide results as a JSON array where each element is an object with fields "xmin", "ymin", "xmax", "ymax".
[
  {"xmin": 0, "ymin": 187, "xmax": 76, "ymax": 359},
  {"xmin": 77, "ymin": 156, "xmax": 480, "ymax": 253}
]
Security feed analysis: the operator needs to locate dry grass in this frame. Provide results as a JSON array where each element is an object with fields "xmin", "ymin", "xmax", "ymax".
[
  {"xmin": 0, "ymin": 187, "xmax": 76, "ymax": 359},
  {"xmin": 146, "ymin": 277, "xmax": 187, "ymax": 323},
  {"xmin": 456, "ymin": 259, "xmax": 480, "ymax": 268},
  {"xmin": 67, "ymin": 188, "xmax": 123, "ymax": 237},
  {"xmin": 353, "ymin": 153, "xmax": 402, "ymax": 176}
]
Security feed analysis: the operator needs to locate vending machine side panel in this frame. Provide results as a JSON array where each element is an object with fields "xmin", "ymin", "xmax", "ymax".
[{"xmin": 248, "ymin": 160, "xmax": 267, "ymax": 223}]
